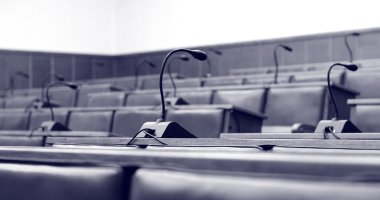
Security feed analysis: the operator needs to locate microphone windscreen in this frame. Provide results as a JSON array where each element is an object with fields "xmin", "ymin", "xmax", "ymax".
[
  {"xmin": 352, "ymin": 32, "xmax": 360, "ymax": 36},
  {"xmin": 189, "ymin": 50, "xmax": 207, "ymax": 61},
  {"xmin": 345, "ymin": 64, "xmax": 358, "ymax": 71},
  {"xmin": 282, "ymin": 45, "xmax": 293, "ymax": 52}
]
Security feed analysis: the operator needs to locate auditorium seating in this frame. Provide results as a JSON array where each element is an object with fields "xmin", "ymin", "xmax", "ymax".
[
  {"xmin": 125, "ymin": 91, "xmax": 164, "ymax": 107},
  {"xmin": 162, "ymin": 78, "xmax": 203, "ymax": 89},
  {"xmin": 0, "ymin": 163, "xmax": 124, "ymax": 200},
  {"xmin": 0, "ymin": 109, "xmax": 30, "ymax": 130},
  {"xmin": 345, "ymin": 71, "xmax": 380, "ymax": 98},
  {"xmin": 28, "ymin": 109, "xmax": 70, "ymax": 130},
  {"xmin": 76, "ymin": 84, "xmax": 121, "ymax": 107},
  {"xmin": 348, "ymin": 99, "xmax": 380, "ymax": 132},
  {"xmin": 68, "ymin": 110, "xmax": 114, "ymax": 132},
  {"xmin": 4, "ymin": 96, "xmax": 38, "ymax": 109},
  {"xmin": 203, "ymin": 76, "xmax": 245, "ymax": 87},
  {"xmin": 130, "ymin": 168, "xmax": 380, "ymax": 200},
  {"xmin": 48, "ymin": 86, "xmax": 78, "ymax": 107},
  {"xmin": 170, "ymin": 89, "xmax": 214, "ymax": 105},
  {"xmin": 87, "ymin": 92, "xmax": 127, "ymax": 107}
]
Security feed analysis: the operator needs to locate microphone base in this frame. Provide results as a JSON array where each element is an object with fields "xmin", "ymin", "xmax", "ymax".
[
  {"xmin": 165, "ymin": 97, "xmax": 188, "ymax": 106},
  {"xmin": 40, "ymin": 121, "xmax": 71, "ymax": 131},
  {"xmin": 314, "ymin": 120, "xmax": 361, "ymax": 133},
  {"xmin": 139, "ymin": 121, "xmax": 196, "ymax": 138}
]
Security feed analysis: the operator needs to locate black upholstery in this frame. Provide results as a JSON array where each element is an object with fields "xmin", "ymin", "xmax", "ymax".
[
  {"xmin": 166, "ymin": 109, "xmax": 225, "ymax": 138},
  {"xmin": 112, "ymin": 110, "xmax": 161, "ymax": 136},
  {"xmin": 212, "ymin": 89, "xmax": 267, "ymax": 113},
  {"xmin": 0, "ymin": 163, "xmax": 123, "ymax": 200},
  {"xmin": 87, "ymin": 92, "xmax": 126, "ymax": 107},
  {"xmin": 68, "ymin": 111, "xmax": 114, "ymax": 132},
  {"xmin": 130, "ymin": 168, "xmax": 380, "ymax": 200}
]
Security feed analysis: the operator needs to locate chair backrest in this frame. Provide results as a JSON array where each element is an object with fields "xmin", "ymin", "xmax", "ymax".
[
  {"xmin": 350, "ymin": 105, "xmax": 380, "ymax": 132},
  {"xmin": 49, "ymin": 87, "xmax": 78, "ymax": 107},
  {"xmin": 4, "ymin": 96, "xmax": 38, "ymax": 109},
  {"xmin": 29, "ymin": 109, "xmax": 69, "ymax": 130},
  {"xmin": 87, "ymin": 92, "xmax": 127, "ymax": 107},
  {"xmin": 170, "ymin": 90, "xmax": 214, "ymax": 105},
  {"xmin": 77, "ymin": 84, "xmax": 121, "ymax": 107},
  {"xmin": 212, "ymin": 89, "xmax": 267, "ymax": 113},
  {"xmin": 0, "ymin": 163, "xmax": 124, "ymax": 200},
  {"xmin": 203, "ymin": 76, "xmax": 245, "ymax": 87},
  {"xmin": 264, "ymin": 86, "xmax": 326, "ymax": 126},
  {"xmin": 130, "ymin": 168, "xmax": 380, "ymax": 200},
  {"xmin": 162, "ymin": 78, "xmax": 202, "ymax": 89},
  {"xmin": 112, "ymin": 110, "xmax": 161, "ymax": 137},
  {"xmin": 68, "ymin": 110, "xmax": 114, "ymax": 132},
  {"xmin": 0, "ymin": 110, "xmax": 30, "ymax": 130},
  {"xmin": 166, "ymin": 109, "xmax": 225, "ymax": 138},
  {"xmin": 126, "ymin": 92, "xmax": 163, "ymax": 107},
  {"xmin": 345, "ymin": 72, "xmax": 380, "ymax": 98}
]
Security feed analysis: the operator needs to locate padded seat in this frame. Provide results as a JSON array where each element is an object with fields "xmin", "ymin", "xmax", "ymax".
[
  {"xmin": 212, "ymin": 89, "xmax": 267, "ymax": 113},
  {"xmin": 264, "ymin": 86, "xmax": 326, "ymax": 126},
  {"xmin": 169, "ymin": 90, "xmax": 214, "ymax": 105},
  {"xmin": 29, "ymin": 109, "xmax": 69, "ymax": 130},
  {"xmin": 130, "ymin": 168, "xmax": 380, "ymax": 200},
  {"xmin": 49, "ymin": 87, "xmax": 78, "ymax": 107},
  {"xmin": 291, "ymin": 71, "xmax": 344, "ymax": 85},
  {"xmin": 345, "ymin": 72, "xmax": 380, "ymax": 98},
  {"xmin": 77, "ymin": 84, "xmax": 121, "ymax": 107},
  {"xmin": 203, "ymin": 77, "xmax": 245, "ymax": 87},
  {"xmin": 68, "ymin": 111, "xmax": 114, "ymax": 132},
  {"xmin": 112, "ymin": 110, "xmax": 161, "ymax": 137},
  {"xmin": 350, "ymin": 105, "xmax": 380, "ymax": 132},
  {"xmin": 87, "ymin": 92, "xmax": 126, "ymax": 107},
  {"xmin": 0, "ymin": 163, "xmax": 123, "ymax": 200},
  {"xmin": 0, "ymin": 110, "xmax": 30, "ymax": 130},
  {"xmin": 4, "ymin": 96, "xmax": 38, "ymax": 109},
  {"xmin": 166, "ymin": 109, "xmax": 225, "ymax": 138},
  {"xmin": 126, "ymin": 92, "xmax": 163, "ymax": 107},
  {"xmin": 162, "ymin": 78, "xmax": 202, "ymax": 89}
]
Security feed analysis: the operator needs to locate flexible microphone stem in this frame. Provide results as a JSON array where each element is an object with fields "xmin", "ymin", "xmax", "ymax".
[
  {"xmin": 40, "ymin": 73, "xmax": 64, "ymax": 100},
  {"xmin": 344, "ymin": 36, "xmax": 353, "ymax": 63},
  {"xmin": 273, "ymin": 46, "xmax": 280, "ymax": 84},
  {"xmin": 45, "ymin": 82, "xmax": 77, "ymax": 121},
  {"xmin": 167, "ymin": 62, "xmax": 177, "ymax": 97}
]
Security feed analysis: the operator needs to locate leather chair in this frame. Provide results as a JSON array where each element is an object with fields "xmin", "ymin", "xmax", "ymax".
[
  {"xmin": 87, "ymin": 92, "xmax": 127, "ymax": 107},
  {"xmin": 0, "ymin": 163, "xmax": 124, "ymax": 200},
  {"xmin": 68, "ymin": 111, "xmax": 114, "ymax": 132},
  {"xmin": 130, "ymin": 168, "xmax": 380, "ymax": 200}
]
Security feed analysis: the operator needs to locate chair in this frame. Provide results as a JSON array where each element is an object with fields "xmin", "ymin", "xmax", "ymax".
[
  {"xmin": 212, "ymin": 89, "xmax": 267, "ymax": 113},
  {"xmin": 0, "ymin": 163, "xmax": 124, "ymax": 200},
  {"xmin": 76, "ymin": 84, "xmax": 121, "ymax": 107},
  {"xmin": 126, "ymin": 91, "xmax": 163, "ymax": 107},
  {"xmin": 29, "ymin": 109, "xmax": 69, "ymax": 130},
  {"xmin": 68, "ymin": 110, "xmax": 114, "ymax": 132},
  {"xmin": 203, "ymin": 76, "xmax": 245, "ymax": 87},
  {"xmin": 0, "ymin": 109, "xmax": 30, "ymax": 130},
  {"xmin": 87, "ymin": 92, "xmax": 127, "ymax": 107},
  {"xmin": 49, "ymin": 87, "xmax": 78, "ymax": 107},
  {"xmin": 4, "ymin": 96, "xmax": 38, "ymax": 109},
  {"xmin": 345, "ymin": 72, "xmax": 380, "ymax": 98},
  {"xmin": 168, "ymin": 90, "xmax": 214, "ymax": 105},
  {"xmin": 112, "ymin": 109, "xmax": 161, "ymax": 137}
]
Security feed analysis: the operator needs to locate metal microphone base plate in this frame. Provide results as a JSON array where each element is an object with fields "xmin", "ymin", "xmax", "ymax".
[{"xmin": 139, "ymin": 121, "xmax": 196, "ymax": 138}]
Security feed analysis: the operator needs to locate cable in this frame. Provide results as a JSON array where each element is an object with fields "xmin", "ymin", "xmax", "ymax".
[{"xmin": 126, "ymin": 128, "xmax": 167, "ymax": 146}]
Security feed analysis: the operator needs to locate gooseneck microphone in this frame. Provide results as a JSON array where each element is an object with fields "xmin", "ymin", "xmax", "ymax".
[
  {"xmin": 167, "ymin": 55, "xmax": 189, "ymax": 97},
  {"xmin": 273, "ymin": 44, "xmax": 292, "ymax": 84},
  {"xmin": 138, "ymin": 49, "xmax": 207, "ymax": 139},
  {"xmin": 159, "ymin": 49, "xmax": 207, "ymax": 121},
  {"xmin": 40, "ymin": 73, "xmax": 65, "ymax": 101},
  {"xmin": 344, "ymin": 32, "xmax": 360, "ymax": 63},
  {"xmin": 327, "ymin": 63, "xmax": 358, "ymax": 120},
  {"xmin": 134, "ymin": 58, "xmax": 156, "ymax": 90},
  {"xmin": 205, "ymin": 48, "xmax": 222, "ymax": 77},
  {"xmin": 8, "ymin": 71, "xmax": 29, "ymax": 96},
  {"xmin": 45, "ymin": 81, "xmax": 77, "ymax": 121},
  {"xmin": 314, "ymin": 63, "xmax": 361, "ymax": 133}
]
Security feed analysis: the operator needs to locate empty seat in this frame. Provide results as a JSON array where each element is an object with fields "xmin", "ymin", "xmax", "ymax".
[
  {"xmin": 4, "ymin": 96, "xmax": 38, "ymax": 109},
  {"xmin": 112, "ymin": 110, "xmax": 161, "ymax": 136},
  {"xmin": 350, "ymin": 104, "xmax": 380, "ymax": 132},
  {"xmin": 212, "ymin": 89, "xmax": 267, "ymax": 113},
  {"xmin": 290, "ymin": 71, "xmax": 344, "ymax": 85},
  {"xmin": 130, "ymin": 168, "xmax": 380, "ymax": 200},
  {"xmin": 0, "ymin": 163, "xmax": 123, "ymax": 200},
  {"xmin": 166, "ymin": 109, "xmax": 225, "ymax": 138},
  {"xmin": 77, "ymin": 84, "xmax": 121, "ymax": 107},
  {"xmin": 264, "ymin": 86, "xmax": 327, "ymax": 126},
  {"xmin": 126, "ymin": 91, "xmax": 163, "ymax": 107},
  {"xmin": 169, "ymin": 90, "xmax": 214, "ymax": 105},
  {"xmin": 68, "ymin": 111, "xmax": 114, "ymax": 132},
  {"xmin": 162, "ymin": 78, "xmax": 202, "ymax": 89},
  {"xmin": 345, "ymin": 72, "xmax": 380, "ymax": 98},
  {"xmin": 29, "ymin": 109, "xmax": 69, "ymax": 130},
  {"xmin": 49, "ymin": 87, "xmax": 78, "ymax": 107},
  {"xmin": 87, "ymin": 92, "xmax": 126, "ymax": 107},
  {"xmin": 0, "ymin": 136, "xmax": 43, "ymax": 146},
  {"xmin": 0, "ymin": 110, "xmax": 30, "ymax": 130},
  {"xmin": 203, "ymin": 76, "xmax": 245, "ymax": 87}
]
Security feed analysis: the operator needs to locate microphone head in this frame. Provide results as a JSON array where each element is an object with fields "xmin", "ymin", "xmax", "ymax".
[
  {"xmin": 178, "ymin": 55, "xmax": 190, "ymax": 61},
  {"xmin": 16, "ymin": 71, "xmax": 29, "ymax": 79},
  {"xmin": 145, "ymin": 60, "xmax": 156, "ymax": 68},
  {"xmin": 280, "ymin": 44, "xmax": 293, "ymax": 52},
  {"xmin": 188, "ymin": 49, "xmax": 207, "ymax": 61},
  {"xmin": 66, "ymin": 82, "xmax": 78, "ymax": 90},
  {"xmin": 344, "ymin": 63, "xmax": 359, "ymax": 71},
  {"xmin": 55, "ymin": 74, "xmax": 65, "ymax": 81}
]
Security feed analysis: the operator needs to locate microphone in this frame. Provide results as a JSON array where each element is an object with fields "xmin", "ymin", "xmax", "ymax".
[
  {"xmin": 344, "ymin": 32, "xmax": 360, "ymax": 63},
  {"xmin": 39, "ymin": 81, "xmax": 78, "ymax": 131},
  {"xmin": 8, "ymin": 71, "xmax": 29, "ymax": 96},
  {"xmin": 314, "ymin": 63, "xmax": 361, "ymax": 133},
  {"xmin": 138, "ymin": 49, "xmax": 207, "ymax": 138},
  {"xmin": 273, "ymin": 44, "xmax": 292, "ymax": 84},
  {"xmin": 38, "ymin": 73, "xmax": 65, "ymax": 108},
  {"xmin": 204, "ymin": 48, "xmax": 223, "ymax": 78},
  {"xmin": 166, "ymin": 55, "xmax": 190, "ymax": 106},
  {"xmin": 134, "ymin": 58, "xmax": 157, "ymax": 90}
]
